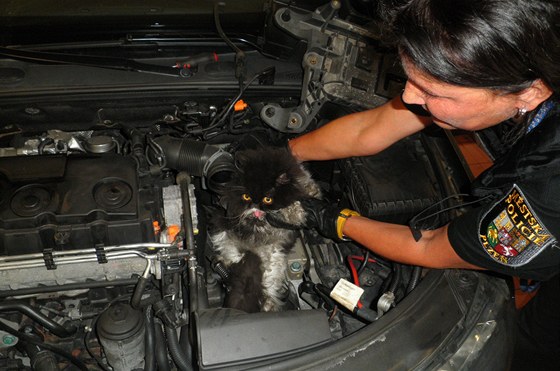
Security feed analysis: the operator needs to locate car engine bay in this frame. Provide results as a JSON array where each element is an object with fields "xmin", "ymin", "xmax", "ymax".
[
  {"xmin": 0, "ymin": 101, "xmax": 433, "ymax": 370},
  {"xmin": 0, "ymin": 2, "xmax": 512, "ymax": 370}
]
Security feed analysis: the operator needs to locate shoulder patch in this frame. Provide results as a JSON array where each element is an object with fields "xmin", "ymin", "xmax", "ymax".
[{"xmin": 478, "ymin": 184, "xmax": 557, "ymax": 267}]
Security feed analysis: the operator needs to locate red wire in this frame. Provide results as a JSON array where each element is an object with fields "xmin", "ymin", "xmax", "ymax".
[
  {"xmin": 347, "ymin": 255, "xmax": 360, "ymax": 286},
  {"xmin": 347, "ymin": 255, "xmax": 377, "ymax": 310}
]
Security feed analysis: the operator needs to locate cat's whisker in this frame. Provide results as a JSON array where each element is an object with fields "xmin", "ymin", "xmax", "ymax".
[{"xmin": 222, "ymin": 214, "xmax": 244, "ymax": 222}]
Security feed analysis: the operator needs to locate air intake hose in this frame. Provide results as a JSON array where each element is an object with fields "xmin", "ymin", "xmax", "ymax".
[{"xmin": 154, "ymin": 136, "xmax": 234, "ymax": 193}]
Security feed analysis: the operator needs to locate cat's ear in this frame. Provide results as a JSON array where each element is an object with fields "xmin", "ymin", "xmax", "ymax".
[{"xmin": 276, "ymin": 172, "xmax": 290, "ymax": 185}]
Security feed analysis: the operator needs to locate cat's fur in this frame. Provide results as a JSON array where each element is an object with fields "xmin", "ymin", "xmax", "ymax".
[{"xmin": 209, "ymin": 147, "xmax": 320, "ymax": 312}]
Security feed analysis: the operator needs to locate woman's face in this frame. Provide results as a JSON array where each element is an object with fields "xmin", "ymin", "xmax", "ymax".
[{"xmin": 401, "ymin": 61, "xmax": 522, "ymax": 131}]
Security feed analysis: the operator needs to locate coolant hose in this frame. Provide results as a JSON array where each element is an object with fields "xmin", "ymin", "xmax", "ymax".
[
  {"xmin": 164, "ymin": 324, "xmax": 194, "ymax": 371},
  {"xmin": 0, "ymin": 301, "xmax": 76, "ymax": 338},
  {"xmin": 131, "ymin": 276, "xmax": 149, "ymax": 309},
  {"xmin": 144, "ymin": 306, "xmax": 157, "ymax": 371},
  {"xmin": 25, "ymin": 339, "xmax": 58, "ymax": 371},
  {"xmin": 154, "ymin": 135, "xmax": 235, "ymax": 194},
  {"xmin": 154, "ymin": 320, "xmax": 172, "ymax": 371}
]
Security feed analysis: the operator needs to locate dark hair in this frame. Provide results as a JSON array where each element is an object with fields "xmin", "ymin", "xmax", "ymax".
[{"xmin": 392, "ymin": 0, "xmax": 560, "ymax": 96}]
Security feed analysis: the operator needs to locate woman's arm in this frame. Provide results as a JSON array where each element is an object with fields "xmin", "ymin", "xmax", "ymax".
[
  {"xmin": 289, "ymin": 95, "xmax": 432, "ymax": 161},
  {"xmin": 343, "ymin": 216, "xmax": 484, "ymax": 270}
]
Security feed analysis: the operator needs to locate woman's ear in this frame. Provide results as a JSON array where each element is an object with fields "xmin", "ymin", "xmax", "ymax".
[{"xmin": 517, "ymin": 79, "xmax": 554, "ymax": 111}]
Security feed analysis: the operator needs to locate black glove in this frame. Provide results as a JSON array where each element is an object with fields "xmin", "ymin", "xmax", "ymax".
[{"xmin": 300, "ymin": 198, "xmax": 360, "ymax": 241}]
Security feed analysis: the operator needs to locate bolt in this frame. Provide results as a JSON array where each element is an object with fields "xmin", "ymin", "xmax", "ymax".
[
  {"xmin": 290, "ymin": 261, "xmax": 302, "ymax": 272},
  {"xmin": 308, "ymin": 56, "xmax": 318, "ymax": 65},
  {"xmin": 2, "ymin": 334, "xmax": 16, "ymax": 345},
  {"xmin": 24, "ymin": 107, "xmax": 41, "ymax": 115},
  {"xmin": 265, "ymin": 106, "xmax": 276, "ymax": 118}
]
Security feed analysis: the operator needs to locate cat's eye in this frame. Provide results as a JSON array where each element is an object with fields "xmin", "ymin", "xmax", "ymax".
[
  {"xmin": 262, "ymin": 196, "xmax": 273, "ymax": 205},
  {"xmin": 242, "ymin": 193, "xmax": 252, "ymax": 202}
]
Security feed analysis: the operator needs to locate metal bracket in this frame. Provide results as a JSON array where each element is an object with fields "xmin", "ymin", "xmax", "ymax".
[
  {"xmin": 42, "ymin": 248, "xmax": 56, "ymax": 270},
  {"xmin": 95, "ymin": 244, "xmax": 108, "ymax": 264},
  {"xmin": 260, "ymin": 3, "xmax": 388, "ymax": 133}
]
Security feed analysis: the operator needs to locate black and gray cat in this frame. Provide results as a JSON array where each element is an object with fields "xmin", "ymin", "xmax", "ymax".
[{"xmin": 209, "ymin": 146, "xmax": 320, "ymax": 312}]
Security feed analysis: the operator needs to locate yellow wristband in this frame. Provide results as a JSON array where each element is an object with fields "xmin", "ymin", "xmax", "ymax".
[{"xmin": 336, "ymin": 209, "xmax": 361, "ymax": 240}]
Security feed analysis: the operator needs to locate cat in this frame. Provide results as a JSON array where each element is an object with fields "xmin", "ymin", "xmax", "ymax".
[{"xmin": 208, "ymin": 146, "xmax": 321, "ymax": 312}]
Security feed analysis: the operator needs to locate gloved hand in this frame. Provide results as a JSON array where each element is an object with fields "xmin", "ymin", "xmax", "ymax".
[{"xmin": 300, "ymin": 198, "xmax": 360, "ymax": 241}]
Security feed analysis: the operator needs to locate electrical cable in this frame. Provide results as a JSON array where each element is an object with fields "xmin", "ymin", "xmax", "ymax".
[
  {"xmin": 347, "ymin": 255, "xmax": 379, "ymax": 287},
  {"xmin": 347, "ymin": 255, "xmax": 361, "ymax": 287},
  {"xmin": 84, "ymin": 295, "xmax": 132, "ymax": 371},
  {"xmin": 357, "ymin": 251, "xmax": 370, "ymax": 276},
  {"xmin": 213, "ymin": 2, "xmax": 246, "ymax": 86},
  {"xmin": 0, "ymin": 321, "xmax": 88, "ymax": 371},
  {"xmin": 408, "ymin": 193, "xmax": 492, "ymax": 240},
  {"xmin": 84, "ymin": 316, "xmax": 113, "ymax": 371},
  {"xmin": 195, "ymin": 67, "xmax": 273, "ymax": 139},
  {"xmin": 406, "ymin": 266, "xmax": 422, "ymax": 294},
  {"xmin": 387, "ymin": 263, "xmax": 401, "ymax": 294}
]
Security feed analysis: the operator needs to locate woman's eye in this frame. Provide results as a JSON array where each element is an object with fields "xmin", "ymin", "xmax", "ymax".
[
  {"xmin": 262, "ymin": 197, "xmax": 273, "ymax": 205},
  {"xmin": 422, "ymin": 89, "xmax": 441, "ymax": 99},
  {"xmin": 242, "ymin": 193, "xmax": 252, "ymax": 202}
]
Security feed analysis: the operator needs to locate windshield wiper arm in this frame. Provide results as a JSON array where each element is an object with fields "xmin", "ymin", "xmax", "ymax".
[{"xmin": 0, "ymin": 46, "xmax": 182, "ymax": 77}]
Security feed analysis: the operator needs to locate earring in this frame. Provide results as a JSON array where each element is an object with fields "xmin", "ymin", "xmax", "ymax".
[{"xmin": 516, "ymin": 107, "xmax": 528, "ymax": 118}]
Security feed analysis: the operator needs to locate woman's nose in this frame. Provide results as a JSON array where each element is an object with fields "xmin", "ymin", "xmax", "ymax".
[{"xmin": 402, "ymin": 81, "xmax": 426, "ymax": 106}]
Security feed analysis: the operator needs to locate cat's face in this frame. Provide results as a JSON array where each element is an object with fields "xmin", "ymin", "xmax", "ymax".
[{"xmin": 222, "ymin": 147, "xmax": 309, "ymax": 235}]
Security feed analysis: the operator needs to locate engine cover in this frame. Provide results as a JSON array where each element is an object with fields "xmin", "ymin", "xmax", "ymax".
[{"xmin": 0, "ymin": 154, "xmax": 155, "ymax": 256}]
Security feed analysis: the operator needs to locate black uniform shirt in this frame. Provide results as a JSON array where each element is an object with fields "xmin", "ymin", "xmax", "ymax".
[{"xmin": 448, "ymin": 102, "xmax": 560, "ymax": 280}]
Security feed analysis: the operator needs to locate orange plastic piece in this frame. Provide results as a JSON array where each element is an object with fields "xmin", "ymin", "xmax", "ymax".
[
  {"xmin": 152, "ymin": 221, "xmax": 161, "ymax": 234},
  {"xmin": 167, "ymin": 224, "xmax": 181, "ymax": 242},
  {"xmin": 234, "ymin": 99, "xmax": 248, "ymax": 112}
]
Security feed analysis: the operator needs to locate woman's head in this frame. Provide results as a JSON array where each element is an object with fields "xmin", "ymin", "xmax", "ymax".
[
  {"xmin": 394, "ymin": 0, "xmax": 559, "ymax": 95},
  {"xmin": 393, "ymin": 0, "xmax": 558, "ymax": 130}
]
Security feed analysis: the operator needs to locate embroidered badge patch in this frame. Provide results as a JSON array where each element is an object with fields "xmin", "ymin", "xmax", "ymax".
[{"xmin": 478, "ymin": 184, "xmax": 556, "ymax": 267}]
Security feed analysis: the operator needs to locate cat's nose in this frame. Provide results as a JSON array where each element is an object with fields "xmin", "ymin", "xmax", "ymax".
[{"xmin": 253, "ymin": 209, "xmax": 265, "ymax": 219}]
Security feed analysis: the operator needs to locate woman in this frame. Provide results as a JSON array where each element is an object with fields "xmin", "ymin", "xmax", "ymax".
[{"xmin": 289, "ymin": 0, "xmax": 559, "ymax": 369}]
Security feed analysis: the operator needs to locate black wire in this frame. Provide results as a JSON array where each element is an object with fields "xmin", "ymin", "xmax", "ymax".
[
  {"xmin": 213, "ymin": 2, "xmax": 246, "ymax": 86},
  {"xmin": 409, "ymin": 193, "xmax": 492, "ymax": 228},
  {"xmin": 213, "ymin": 3, "xmax": 243, "ymax": 58},
  {"xmin": 357, "ymin": 250, "xmax": 370, "ymax": 276},
  {"xmin": 84, "ymin": 316, "xmax": 111, "ymax": 371},
  {"xmin": 146, "ymin": 135, "xmax": 167, "ymax": 169},
  {"xmin": 194, "ymin": 68, "xmax": 272, "ymax": 139},
  {"xmin": 0, "ymin": 321, "xmax": 88, "ymax": 371}
]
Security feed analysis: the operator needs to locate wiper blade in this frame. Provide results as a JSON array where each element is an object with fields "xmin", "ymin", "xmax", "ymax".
[{"xmin": 0, "ymin": 46, "xmax": 182, "ymax": 77}]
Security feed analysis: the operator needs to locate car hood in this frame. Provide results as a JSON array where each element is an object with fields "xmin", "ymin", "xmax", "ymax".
[{"xmin": 0, "ymin": 0, "xmax": 273, "ymax": 46}]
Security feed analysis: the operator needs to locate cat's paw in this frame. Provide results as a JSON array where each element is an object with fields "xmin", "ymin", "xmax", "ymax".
[{"xmin": 265, "ymin": 202, "xmax": 307, "ymax": 229}]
